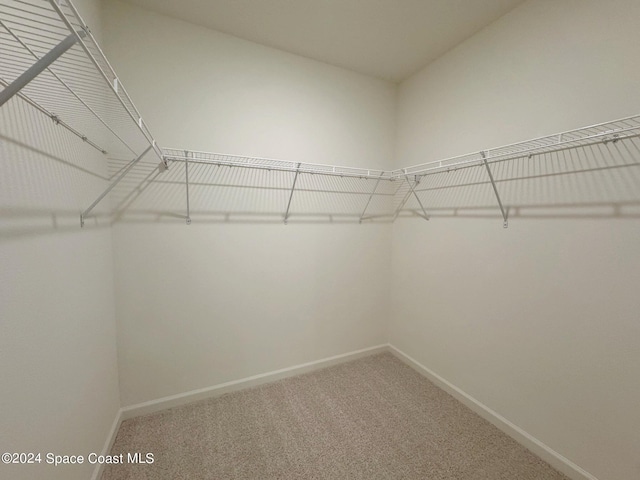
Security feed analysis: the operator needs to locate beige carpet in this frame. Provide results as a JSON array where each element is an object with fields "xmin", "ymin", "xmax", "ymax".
[{"xmin": 102, "ymin": 353, "xmax": 569, "ymax": 479}]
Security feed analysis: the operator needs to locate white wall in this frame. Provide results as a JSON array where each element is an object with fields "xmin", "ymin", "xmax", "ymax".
[
  {"xmin": 102, "ymin": 0, "xmax": 396, "ymax": 406},
  {"xmin": 4, "ymin": 1, "xmax": 632, "ymax": 479},
  {"xmin": 0, "ymin": 1, "xmax": 120, "ymax": 479},
  {"xmin": 391, "ymin": 1, "xmax": 640, "ymax": 480}
]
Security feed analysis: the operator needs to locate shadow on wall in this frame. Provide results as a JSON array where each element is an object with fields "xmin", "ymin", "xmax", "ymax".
[
  {"xmin": 0, "ymin": 97, "xmax": 112, "ymax": 240},
  {"xmin": 400, "ymin": 137, "xmax": 640, "ymax": 222},
  {"xmin": 106, "ymin": 155, "xmax": 398, "ymax": 225},
  {"xmin": 108, "ymin": 134, "xmax": 640, "ymax": 226},
  {"xmin": 2, "ymin": 95, "xmax": 640, "ymax": 236}
]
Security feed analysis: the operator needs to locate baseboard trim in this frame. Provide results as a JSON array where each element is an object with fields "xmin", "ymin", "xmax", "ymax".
[
  {"xmin": 103, "ymin": 344, "xmax": 596, "ymax": 480},
  {"xmin": 90, "ymin": 408, "xmax": 123, "ymax": 480},
  {"xmin": 121, "ymin": 344, "xmax": 389, "ymax": 420},
  {"xmin": 388, "ymin": 344, "xmax": 599, "ymax": 480}
]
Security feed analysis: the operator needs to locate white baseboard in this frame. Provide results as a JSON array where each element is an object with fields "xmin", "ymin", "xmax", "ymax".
[
  {"xmin": 99, "ymin": 344, "xmax": 596, "ymax": 480},
  {"xmin": 91, "ymin": 408, "xmax": 123, "ymax": 480},
  {"xmin": 388, "ymin": 344, "xmax": 599, "ymax": 480},
  {"xmin": 121, "ymin": 344, "xmax": 389, "ymax": 420}
]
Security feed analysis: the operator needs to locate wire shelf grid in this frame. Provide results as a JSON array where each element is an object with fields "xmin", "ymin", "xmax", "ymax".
[
  {"xmin": 0, "ymin": 0, "xmax": 162, "ymax": 164},
  {"xmin": 2, "ymin": 0, "xmax": 639, "ymax": 225}
]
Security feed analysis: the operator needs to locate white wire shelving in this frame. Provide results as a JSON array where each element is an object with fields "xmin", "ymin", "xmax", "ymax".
[
  {"xmin": 394, "ymin": 114, "xmax": 640, "ymax": 178},
  {"xmin": 0, "ymin": 0, "xmax": 163, "ymax": 225},
  {"xmin": 159, "ymin": 114, "xmax": 640, "ymax": 225},
  {"xmin": 1, "ymin": 0, "xmax": 639, "ymax": 226},
  {"xmin": 160, "ymin": 149, "xmax": 397, "ymax": 224},
  {"xmin": 389, "ymin": 114, "xmax": 640, "ymax": 226}
]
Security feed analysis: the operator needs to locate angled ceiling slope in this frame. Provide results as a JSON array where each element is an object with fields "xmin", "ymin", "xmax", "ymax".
[{"xmin": 118, "ymin": 0, "xmax": 525, "ymax": 82}]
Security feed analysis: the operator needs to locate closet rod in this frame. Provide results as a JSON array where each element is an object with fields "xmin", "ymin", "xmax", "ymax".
[
  {"xmin": 165, "ymin": 157, "xmax": 392, "ymax": 181},
  {"xmin": 164, "ymin": 149, "xmax": 392, "ymax": 181}
]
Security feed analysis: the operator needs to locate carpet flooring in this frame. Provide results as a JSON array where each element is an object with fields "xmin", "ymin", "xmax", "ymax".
[{"xmin": 102, "ymin": 353, "xmax": 570, "ymax": 479}]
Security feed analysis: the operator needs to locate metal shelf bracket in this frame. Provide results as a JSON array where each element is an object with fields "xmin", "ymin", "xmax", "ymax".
[
  {"xmin": 391, "ymin": 172, "xmax": 429, "ymax": 222},
  {"xmin": 284, "ymin": 163, "xmax": 301, "ymax": 224},
  {"xmin": 185, "ymin": 150, "xmax": 191, "ymax": 225},
  {"xmin": 405, "ymin": 173, "xmax": 430, "ymax": 221},
  {"xmin": 359, "ymin": 172, "xmax": 385, "ymax": 223},
  {"xmin": 480, "ymin": 151, "xmax": 509, "ymax": 228}
]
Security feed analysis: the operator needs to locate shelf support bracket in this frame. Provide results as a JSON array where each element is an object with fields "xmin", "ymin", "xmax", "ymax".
[
  {"xmin": 185, "ymin": 150, "xmax": 191, "ymax": 225},
  {"xmin": 359, "ymin": 172, "xmax": 384, "ymax": 223},
  {"xmin": 404, "ymin": 172, "xmax": 429, "ymax": 221},
  {"xmin": 392, "ymin": 173, "xmax": 428, "ymax": 222},
  {"xmin": 392, "ymin": 185, "xmax": 414, "ymax": 222},
  {"xmin": 481, "ymin": 151, "xmax": 509, "ymax": 228},
  {"xmin": 0, "ymin": 31, "xmax": 85, "ymax": 108},
  {"xmin": 80, "ymin": 145, "xmax": 153, "ymax": 227},
  {"xmin": 284, "ymin": 163, "xmax": 301, "ymax": 224}
]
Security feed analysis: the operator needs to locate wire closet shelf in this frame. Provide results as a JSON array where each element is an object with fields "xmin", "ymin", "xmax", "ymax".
[
  {"xmin": 0, "ymin": 0, "xmax": 163, "ymax": 225},
  {"xmin": 165, "ymin": 114, "xmax": 640, "ymax": 226},
  {"xmin": 1, "ymin": 0, "xmax": 639, "ymax": 226}
]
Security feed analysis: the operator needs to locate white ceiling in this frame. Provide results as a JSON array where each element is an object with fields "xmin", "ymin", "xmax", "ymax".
[{"xmin": 120, "ymin": 0, "xmax": 525, "ymax": 82}]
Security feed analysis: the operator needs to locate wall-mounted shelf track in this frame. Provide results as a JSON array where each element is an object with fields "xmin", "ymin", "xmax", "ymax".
[{"xmin": 1, "ymin": 0, "xmax": 639, "ymax": 227}]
